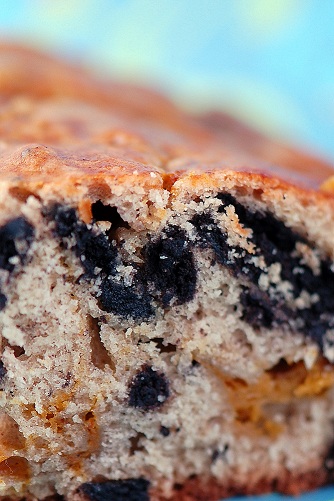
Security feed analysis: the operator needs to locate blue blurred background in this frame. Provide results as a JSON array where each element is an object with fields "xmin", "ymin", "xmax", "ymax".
[
  {"xmin": 1, "ymin": 0, "xmax": 334, "ymax": 163},
  {"xmin": 1, "ymin": 1, "xmax": 334, "ymax": 500}
]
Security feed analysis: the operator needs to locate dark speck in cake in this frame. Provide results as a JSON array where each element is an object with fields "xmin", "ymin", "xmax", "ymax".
[
  {"xmin": 77, "ymin": 478, "xmax": 150, "ymax": 501},
  {"xmin": 211, "ymin": 444, "xmax": 229, "ymax": 463},
  {"xmin": 160, "ymin": 425, "xmax": 170, "ymax": 437},
  {"xmin": 129, "ymin": 365, "xmax": 170, "ymax": 411}
]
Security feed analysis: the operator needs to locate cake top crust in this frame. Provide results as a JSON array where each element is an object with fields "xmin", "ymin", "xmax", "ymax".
[{"xmin": 0, "ymin": 43, "xmax": 333, "ymax": 198}]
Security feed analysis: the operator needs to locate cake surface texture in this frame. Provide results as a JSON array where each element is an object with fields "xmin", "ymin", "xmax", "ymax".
[{"xmin": 0, "ymin": 44, "xmax": 334, "ymax": 501}]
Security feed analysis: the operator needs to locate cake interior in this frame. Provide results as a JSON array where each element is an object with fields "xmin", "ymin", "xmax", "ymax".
[{"xmin": 0, "ymin": 177, "xmax": 334, "ymax": 500}]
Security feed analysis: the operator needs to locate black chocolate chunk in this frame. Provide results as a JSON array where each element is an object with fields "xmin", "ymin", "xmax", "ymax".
[
  {"xmin": 0, "ymin": 216, "xmax": 34, "ymax": 272},
  {"xmin": 99, "ymin": 279, "xmax": 153, "ymax": 320},
  {"xmin": 0, "ymin": 293, "xmax": 7, "ymax": 311},
  {"xmin": 129, "ymin": 365, "xmax": 170, "ymax": 411},
  {"xmin": 143, "ymin": 226, "xmax": 197, "ymax": 306},
  {"xmin": 76, "ymin": 230, "xmax": 117, "ymax": 277},
  {"xmin": 78, "ymin": 478, "xmax": 150, "ymax": 501}
]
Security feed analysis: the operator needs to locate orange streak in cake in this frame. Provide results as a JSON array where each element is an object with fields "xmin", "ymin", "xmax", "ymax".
[
  {"xmin": 20, "ymin": 388, "xmax": 100, "ymax": 480},
  {"xmin": 0, "ymin": 413, "xmax": 25, "ymax": 462},
  {"xmin": 206, "ymin": 357, "xmax": 334, "ymax": 437},
  {"xmin": 0, "ymin": 456, "xmax": 30, "ymax": 482}
]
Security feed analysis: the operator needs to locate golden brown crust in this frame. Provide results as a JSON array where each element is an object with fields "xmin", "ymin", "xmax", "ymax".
[
  {"xmin": 0, "ymin": 43, "xmax": 333, "ymax": 194},
  {"xmin": 200, "ymin": 111, "xmax": 334, "ymax": 188}
]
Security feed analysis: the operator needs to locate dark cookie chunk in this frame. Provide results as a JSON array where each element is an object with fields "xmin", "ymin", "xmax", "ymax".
[
  {"xmin": 0, "ymin": 216, "xmax": 34, "ymax": 272},
  {"xmin": 99, "ymin": 279, "xmax": 153, "ymax": 320},
  {"xmin": 48, "ymin": 204, "xmax": 78, "ymax": 238},
  {"xmin": 129, "ymin": 365, "xmax": 170, "ymax": 411},
  {"xmin": 191, "ymin": 212, "xmax": 260, "ymax": 282},
  {"xmin": 191, "ymin": 212, "xmax": 230, "ymax": 267},
  {"xmin": 48, "ymin": 204, "xmax": 153, "ymax": 320},
  {"xmin": 0, "ymin": 293, "xmax": 7, "ymax": 311},
  {"xmin": 143, "ymin": 226, "xmax": 197, "ymax": 307},
  {"xmin": 240, "ymin": 285, "xmax": 292, "ymax": 330},
  {"xmin": 77, "ymin": 478, "xmax": 150, "ymax": 501},
  {"xmin": 0, "ymin": 360, "xmax": 6, "ymax": 384},
  {"xmin": 48, "ymin": 204, "xmax": 118, "ymax": 277}
]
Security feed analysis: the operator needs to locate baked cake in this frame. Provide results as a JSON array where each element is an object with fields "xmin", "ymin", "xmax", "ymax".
[{"xmin": 0, "ymin": 45, "xmax": 334, "ymax": 501}]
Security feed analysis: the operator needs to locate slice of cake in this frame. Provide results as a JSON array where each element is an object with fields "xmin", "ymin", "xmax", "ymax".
[{"xmin": 0, "ymin": 45, "xmax": 334, "ymax": 501}]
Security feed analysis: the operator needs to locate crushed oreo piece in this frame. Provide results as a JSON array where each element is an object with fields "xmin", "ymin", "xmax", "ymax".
[
  {"xmin": 129, "ymin": 365, "xmax": 170, "ymax": 411},
  {"xmin": 47, "ymin": 204, "xmax": 153, "ymax": 321},
  {"xmin": 77, "ymin": 478, "xmax": 150, "ymax": 501},
  {"xmin": 99, "ymin": 279, "xmax": 153, "ymax": 320},
  {"xmin": 48, "ymin": 204, "xmax": 118, "ymax": 277},
  {"xmin": 0, "ymin": 293, "xmax": 7, "ymax": 311},
  {"xmin": 143, "ymin": 226, "xmax": 197, "ymax": 307},
  {"xmin": 239, "ymin": 285, "xmax": 292, "ymax": 330},
  {"xmin": 0, "ymin": 360, "xmax": 6, "ymax": 380},
  {"xmin": 0, "ymin": 216, "xmax": 34, "ymax": 272}
]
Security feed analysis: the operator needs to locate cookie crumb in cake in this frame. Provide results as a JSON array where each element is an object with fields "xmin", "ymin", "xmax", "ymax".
[
  {"xmin": 0, "ymin": 292, "xmax": 7, "ymax": 310},
  {"xmin": 48, "ymin": 204, "xmax": 118, "ymax": 278},
  {"xmin": 128, "ymin": 365, "xmax": 170, "ymax": 411},
  {"xmin": 99, "ymin": 279, "xmax": 154, "ymax": 320},
  {"xmin": 143, "ymin": 226, "xmax": 197, "ymax": 307},
  {"xmin": 0, "ymin": 216, "xmax": 34, "ymax": 272},
  {"xmin": 159, "ymin": 425, "xmax": 170, "ymax": 437},
  {"xmin": 76, "ymin": 478, "xmax": 150, "ymax": 501}
]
